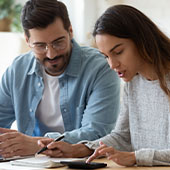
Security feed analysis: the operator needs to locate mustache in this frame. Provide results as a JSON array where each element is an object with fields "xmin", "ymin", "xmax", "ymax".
[{"xmin": 44, "ymin": 55, "xmax": 64, "ymax": 62}]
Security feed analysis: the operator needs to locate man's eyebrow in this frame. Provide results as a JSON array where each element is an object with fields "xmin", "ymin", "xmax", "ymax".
[
  {"xmin": 52, "ymin": 36, "xmax": 65, "ymax": 43},
  {"xmin": 109, "ymin": 43, "xmax": 123, "ymax": 53},
  {"xmin": 33, "ymin": 36, "xmax": 65, "ymax": 45},
  {"xmin": 32, "ymin": 42, "xmax": 45, "ymax": 45}
]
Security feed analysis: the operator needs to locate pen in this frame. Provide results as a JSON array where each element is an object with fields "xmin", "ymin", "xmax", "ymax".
[{"xmin": 36, "ymin": 135, "xmax": 64, "ymax": 155}]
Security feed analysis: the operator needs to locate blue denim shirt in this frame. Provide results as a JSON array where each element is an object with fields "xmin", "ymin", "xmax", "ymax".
[{"xmin": 0, "ymin": 39, "xmax": 120, "ymax": 143}]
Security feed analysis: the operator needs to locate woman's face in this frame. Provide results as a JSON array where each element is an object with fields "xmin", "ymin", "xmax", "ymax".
[{"xmin": 95, "ymin": 34, "xmax": 145, "ymax": 82}]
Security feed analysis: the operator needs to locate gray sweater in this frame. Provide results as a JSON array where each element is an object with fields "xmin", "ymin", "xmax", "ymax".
[{"xmin": 85, "ymin": 74, "xmax": 170, "ymax": 166}]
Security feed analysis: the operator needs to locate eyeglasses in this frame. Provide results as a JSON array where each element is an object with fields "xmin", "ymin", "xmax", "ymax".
[{"xmin": 29, "ymin": 38, "xmax": 67, "ymax": 54}]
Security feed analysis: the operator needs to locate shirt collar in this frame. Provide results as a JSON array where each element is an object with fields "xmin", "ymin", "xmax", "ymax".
[
  {"xmin": 64, "ymin": 39, "xmax": 82, "ymax": 77},
  {"xmin": 27, "ymin": 52, "xmax": 43, "ymax": 77}
]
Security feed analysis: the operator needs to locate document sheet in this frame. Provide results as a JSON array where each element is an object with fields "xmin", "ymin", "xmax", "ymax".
[{"xmin": 10, "ymin": 155, "xmax": 86, "ymax": 168}]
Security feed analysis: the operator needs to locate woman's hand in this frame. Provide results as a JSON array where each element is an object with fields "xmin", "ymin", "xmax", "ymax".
[{"xmin": 86, "ymin": 141, "xmax": 136, "ymax": 167}]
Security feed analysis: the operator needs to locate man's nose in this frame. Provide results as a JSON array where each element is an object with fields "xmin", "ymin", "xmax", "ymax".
[{"xmin": 46, "ymin": 45, "xmax": 58, "ymax": 59}]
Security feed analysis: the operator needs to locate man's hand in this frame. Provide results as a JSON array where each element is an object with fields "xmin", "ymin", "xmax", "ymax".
[
  {"xmin": 0, "ymin": 128, "xmax": 45, "ymax": 158},
  {"xmin": 38, "ymin": 138, "xmax": 93, "ymax": 158},
  {"xmin": 86, "ymin": 141, "xmax": 136, "ymax": 167}
]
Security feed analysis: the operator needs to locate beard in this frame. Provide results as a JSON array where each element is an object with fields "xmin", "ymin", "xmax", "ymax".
[{"xmin": 43, "ymin": 51, "xmax": 70, "ymax": 76}]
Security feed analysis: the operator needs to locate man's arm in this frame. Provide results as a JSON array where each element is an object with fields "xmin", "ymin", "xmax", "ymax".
[
  {"xmin": 46, "ymin": 64, "xmax": 120, "ymax": 143},
  {"xmin": 0, "ymin": 62, "xmax": 44, "ymax": 158},
  {"xmin": 0, "ymin": 67, "xmax": 15, "ymax": 128},
  {"xmin": 83, "ymin": 83, "xmax": 132, "ymax": 152}
]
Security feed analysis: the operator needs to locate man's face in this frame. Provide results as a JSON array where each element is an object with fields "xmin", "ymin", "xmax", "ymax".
[{"xmin": 26, "ymin": 18, "xmax": 73, "ymax": 76}]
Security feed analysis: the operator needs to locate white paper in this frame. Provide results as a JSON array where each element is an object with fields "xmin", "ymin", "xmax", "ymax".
[
  {"xmin": 0, "ymin": 155, "xmax": 32, "ymax": 162},
  {"xmin": 0, "ymin": 161, "xmax": 42, "ymax": 170},
  {"xmin": 10, "ymin": 155, "xmax": 86, "ymax": 168}
]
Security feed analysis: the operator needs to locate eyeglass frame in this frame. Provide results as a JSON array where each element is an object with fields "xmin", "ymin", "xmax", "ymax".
[{"xmin": 28, "ymin": 37, "xmax": 67, "ymax": 54}]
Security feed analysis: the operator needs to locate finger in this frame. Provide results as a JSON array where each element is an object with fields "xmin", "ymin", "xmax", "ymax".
[
  {"xmin": 43, "ymin": 149, "xmax": 63, "ymax": 157},
  {"xmin": 95, "ymin": 144, "xmax": 108, "ymax": 152},
  {"xmin": 86, "ymin": 148, "xmax": 101, "ymax": 163},
  {"xmin": 47, "ymin": 141, "xmax": 61, "ymax": 150},
  {"xmin": 99, "ymin": 141, "xmax": 106, "ymax": 146},
  {"xmin": 38, "ymin": 138, "xmax": 53, "ymax": 147},
  {"xmin": 0, "ymin": 132, "xmax": 19, "ymax": 142},
  {"xmin": 3, "ymin": 149, "xmax": 31, "ymax": 158},
  {"xmin": 0, "ymin": 135, "xmax": 21, "ymax": 150},
  {"xmin": 0, "ymin": 141, "xmax": 22, "ymax": 156},
  {"xmin": 86, "ymin": 153, "xmax": 98, "ymax": 163},
  {"xmin": 99, "ymin": 147, "xmax": 115, "ymax": 155},
  {"xmin": 37, "ymin": 140, "xmax": 45, "ymax": 147},
  {"xmin": 0, "ymin": 128, "xmax": 17, "ymax": 133},
  {"xmin": 47, "ymin": 141, "xmax": 66, "ymax": 150},
  {"xmin": 87, "ymin": 143, "xmax": 108, "ymax": 161},
  {"xmin": 0, "ymin": 141, "xmax": 14, "ymax": 152},
  {"xmin": 1, "ymin": 148, "xmax": 21, "ymax": 158}
]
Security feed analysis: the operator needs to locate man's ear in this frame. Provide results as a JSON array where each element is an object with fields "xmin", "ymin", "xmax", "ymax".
[
  {"xmin": 24, "ymin": 33, "xmax": 29, "ymax": 45},
  {"xmin": 68, "ymin": 25, "xmax": 73, "ymax": 39}
]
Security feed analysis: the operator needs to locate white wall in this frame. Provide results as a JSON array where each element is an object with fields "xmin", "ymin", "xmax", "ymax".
[
  {"xmin": 15, "ymin": 0, "xmax": 27, "ymax": 5},
  {"xmin": 5, "ymin": 0, "xmax": 170, "ymax": 130},
  {"xmin": 15, "ymin": 0, "xmax": 170, "ymax": 45},
  {"xmin": 59, "ymin": 0, "xmax": 170, "ymax": 46},
  {"xmin": 101, "ymin": 0, "xmax": 170, "ymax": 37},
  {"xmin": 60, "ymin": 0, "xmax": 98, "ymax": 45},
  {"xmin": 1, "ymin": 0, "xmax": 169, "ymax": 77}
]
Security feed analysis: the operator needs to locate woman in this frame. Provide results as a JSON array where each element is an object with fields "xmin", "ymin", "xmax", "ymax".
[{"xmin": 38, "ymin": 5, "xmax": 170, "ymax": 166}]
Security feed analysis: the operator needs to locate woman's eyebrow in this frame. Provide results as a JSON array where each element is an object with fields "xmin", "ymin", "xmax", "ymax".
[{"xmin": 109, "ymin": 43, "xmax": 123, "ymax": 53}]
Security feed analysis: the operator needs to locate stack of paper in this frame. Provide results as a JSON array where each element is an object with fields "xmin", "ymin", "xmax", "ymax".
[{"xmin": 10, "ymin": 155, "xmax": 86, "ymax": 168}]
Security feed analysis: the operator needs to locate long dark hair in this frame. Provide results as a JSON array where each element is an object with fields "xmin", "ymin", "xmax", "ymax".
[
  {"xmin": 21, "ymin": 0, "xmax": 71, "ymax": 38},
  {"xmin": 93, "ymin": 4, "xmax": 170, "ymax": 96}
]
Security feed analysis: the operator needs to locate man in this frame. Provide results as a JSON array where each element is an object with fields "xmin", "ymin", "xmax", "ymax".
[{"xmin": 0, "ymin": 0, "xmax": 120, "ymax": 158}]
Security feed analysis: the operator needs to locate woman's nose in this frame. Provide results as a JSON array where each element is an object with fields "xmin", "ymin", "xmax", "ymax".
[{"xmin": 108, "ymin": 58, "xmax": 120, "ymax": 70}]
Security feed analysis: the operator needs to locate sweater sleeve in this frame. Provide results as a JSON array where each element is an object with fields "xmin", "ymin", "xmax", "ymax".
[
  {"xmin": 135, "ymin": 149, "xmax": 170, "ymax": 166},
  {"xmin": 84, "ymin": 77, "xmax": 170, "ymax": 167}
]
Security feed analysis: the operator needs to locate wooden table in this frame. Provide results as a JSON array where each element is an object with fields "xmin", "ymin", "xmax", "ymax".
[
  {"xmin": 44, "ymin": 158, "xmax": 170, "ymax": 170},
  {"xmin": 1, "ymin": 157, "xmax": 170, "ymax": 170}
]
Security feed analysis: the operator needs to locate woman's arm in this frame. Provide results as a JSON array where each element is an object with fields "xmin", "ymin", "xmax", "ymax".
[{"xmin": 135, "ymin": 149, "xmax": 170, "ymax": 166}]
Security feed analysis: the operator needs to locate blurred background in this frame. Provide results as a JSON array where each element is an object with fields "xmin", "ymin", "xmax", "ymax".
[
  {"xmin": 0, "ymin": 0, "xmax": 169, "ymax": 129},
  {"xmin": 0, "ymin": 0, "xmax": 170, "ymax": 78}
]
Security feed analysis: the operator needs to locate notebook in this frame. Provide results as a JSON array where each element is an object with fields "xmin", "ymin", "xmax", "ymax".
[{"xmin": 10, "ymin": 155, "xmax": 86, "ymax": 168}]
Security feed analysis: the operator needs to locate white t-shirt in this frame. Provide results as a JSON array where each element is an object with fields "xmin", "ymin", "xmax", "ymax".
[{"xmin": 36, "ymin": 69, "xmax": 65, "ymax": 133}]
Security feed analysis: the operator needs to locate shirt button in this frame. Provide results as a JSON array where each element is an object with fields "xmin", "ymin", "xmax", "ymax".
[
  {"xmin": 63, "ymin": 108, "xmax": 67, "ymax": 112},
  {"xmin": 30, "ymin": 108, "xmax": 33, "ymax": 112},
  {"xmin": 37, "ymin": 82, "xmax": 41, "ymax": 87}
]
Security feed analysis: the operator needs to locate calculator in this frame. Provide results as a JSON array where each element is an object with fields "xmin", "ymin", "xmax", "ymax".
[{"xmin": 60, "ymin": 161, "xmax": 107, "ymax": 169}]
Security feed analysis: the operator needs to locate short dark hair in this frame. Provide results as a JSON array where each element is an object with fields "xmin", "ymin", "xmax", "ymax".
[
  {"xmin": 21, "ymin": 0, "xmax": 71, "ymax": 37},
  {"xmin": 93, "ymin": 4, "xmax": 170, "ymax": 96}
]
